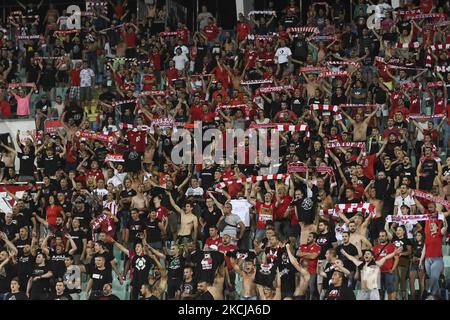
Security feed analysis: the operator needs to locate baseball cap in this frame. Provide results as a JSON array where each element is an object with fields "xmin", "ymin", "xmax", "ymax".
[{"xmin": 209, "ymin": 245, "xmax": 218, "ymax": 251}]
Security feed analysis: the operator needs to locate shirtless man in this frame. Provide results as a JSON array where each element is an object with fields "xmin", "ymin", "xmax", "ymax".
[
  {"xmin": 338, "ymin": 211, "xmax": 371, "ymax": 237},
  {"xmin": 365, "ymin": 183, "xmax": 384, "ymax": 218},
  {"xmin": 302, "ymin": 73, "xmax": 320, "ymax": 100},
  {"xmin": 341, "ymin": 106, "xmax": 379, "ymax": 141},
  {"xmin": 230, "ymin": 258, "xmax": 257, "ymax": 300},
  {"xmin": 167, "ymin": 191, "xmax": 199, "ymax": 243},
  {"xmin": 285, "ymin": 243, "xmax": 310, "ymax": 300},
  {"xmin": 344, "ymin": 220, "xmax": 372, "ymax": 255},
  {"xmin": 130, "ymin": 184, "xmax": 149, "ymax": 211},
  {"xmin": 217, "ymin": 56, "xmax": 250, "ymax": 91},
  {"xmin": 147, "ymin": 249, "xmax": 168, "ymax": 300}
]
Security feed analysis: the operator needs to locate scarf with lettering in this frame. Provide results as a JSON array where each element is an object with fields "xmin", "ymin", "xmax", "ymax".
[
  {"xmin": 386, "ymin": 213, "xmax": 444, "ymax": 223},
  {"xmin": 318, "ymin": 71, "xmax": 349, "ymax": 78},
  {"xmin": 75, "ymin": 130, "xmax": 117, "ymax": 144},
  {"xmin": 216, "ymin": 173, "xmax": 289, "ymax": 189},
  {"xmin": 326, "ymin": 61, "xmax": 361, "ymax": 68},
  {"xmin": 256, "ymin": 85, "xmax": 294, "ymax": 95},
  {"xmin": 412, "ymin": 190, "xmax": 450, "ymax": 209},
  {"xmin": 326, "ymin": 142, "xmax": 366, "ymax": 151},
  {"xmin": 240, "ymin": 79, "xmax": 273, "ymax": 85},
  {"xmin": 299, "ymin": 67, "xmax": 327, "ymax": 73}
]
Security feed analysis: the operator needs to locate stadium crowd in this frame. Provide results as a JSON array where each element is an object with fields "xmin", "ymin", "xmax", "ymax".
[{"xmin": 0, "ymin": 0, "xmax": 450, "ymax": 301}]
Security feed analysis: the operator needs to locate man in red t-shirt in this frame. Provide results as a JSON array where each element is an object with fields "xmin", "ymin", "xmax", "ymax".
[
  {"xmin": 203, "ymin": 18, "xmax": 219, "ymax": 43},
  {"xmin": 218, "ymin": 233, "xmax": 238, "ymax": 272},
  {"xmin": 0, "ymin": 97, "xmax": 11, "ymax": 118},
  {"xmin": 297, "ymin": 232, "xmax": 321, "ymax": 278},
  {"xmin": 204, "ymin": 225, "xmax": 223, "ymax": 250},
  {"xmin": 69, "ymin": 61, "xmax": 81, "ymax": 102},
  {"xmin": 373, "ymin": 230, "xmax": 399, "ymax": 300},
  {"xmin": 126, "ymin": 129, "xmax": 147, "ymax": 153},
  {"xmin": 165, "ymin": 60, "xmax": 179, "ymax": 84},
  {"xmin": 86, "ymin": 160, "xmax": 105, "ymax": 183},
  {"xmin": 254, "ymin": 193, "xmax": 276, "ymax": 239},
  {"xmin": 142, "ymin": 65, "xmax": 156, "ymax": 91},
  {"xmin": 274, "ymin": 185, "xmax": 293, "ymax": 241},
  {"xmin": 236, "ymin": 14, "xmax": 251, "ymax": 42}
]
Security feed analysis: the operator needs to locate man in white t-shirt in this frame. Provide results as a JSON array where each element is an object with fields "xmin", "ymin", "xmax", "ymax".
[
  {"xmin": 174, "ymin": 39, "xmax": 189, "ymax": 59},
  {"xmin": 393, "ymin": 185, "xmax": 417, "ymax": 238},
  {"xmin": 230, "ymin": 198, "xmax": 253, "ymax": 250},
  {"xmin": 79, "ymin": 61, "xmax": 95, "ymax": 112},
  {"xmin": 185, "ymin": 178, "xmax": 204, "ymax": 197},
  {"xmin": 274, "ymin": 40, "xmax": 292, "ymax": 78},
  {"xmin": 172, "ymin": 48, "xmax": 189, "ymax": 72},
  {"xmin": 393, "ymin": 185, "xmax": 416, "ymax": 215}
]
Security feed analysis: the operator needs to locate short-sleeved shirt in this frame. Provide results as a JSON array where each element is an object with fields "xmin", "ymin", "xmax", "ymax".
[
  {"xmin": 80, "ymin": 68, "xmax": 95, "ymax": 87},
  {"xmin": 220, "ymin": 214, "xmax": 242, "ymax": 239}
]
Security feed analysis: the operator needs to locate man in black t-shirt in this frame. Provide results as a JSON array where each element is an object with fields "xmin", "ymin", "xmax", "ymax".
[
  {"xmin": 177, "ymin": 266, "xmax": 197, "ymax": 300},
  {"xmin": 17, "ymin": 145, "xmax": 35, "ymax": 182},
  {"xmin": 316, "ymin": 220, "xmax": 337, "ymax": 295},
  {"xmin": 336, "ymin": 232, "xmax": 359, "ymax": 288},
  {"xmin": 200, "ymin": 198, "xmax": 222, "ymax": 243},
  {"xmin": 27, "ymin": 253, "xmax": 53, "ymax": 300},
  {"xmin": 86, "ymin": 255, "xmax": 112, "ymax": 300}
]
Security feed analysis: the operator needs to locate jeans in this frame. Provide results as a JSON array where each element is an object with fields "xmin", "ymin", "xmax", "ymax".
[{"xmin": 425, "ymin": 257, "xmax": 444, "ymax": 297}]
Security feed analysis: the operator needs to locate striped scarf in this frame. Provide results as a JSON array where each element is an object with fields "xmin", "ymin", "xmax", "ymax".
[{"xmin": 321, "ymin": 203, "xmax": 377, "ymax": 220}]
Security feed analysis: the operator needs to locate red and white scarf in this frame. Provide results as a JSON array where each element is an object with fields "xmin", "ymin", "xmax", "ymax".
[
  {"xmin": 75, "ymin": 130, "xmax": 117, "ymax": 144},
  {"xmin": 429, "ymin": 43, "xmax": 450, "ymax": 51},
  {"xmin": 412, "ymin": 190, "xmax": 450, "ymax": 209},
  {"xmin": 247, "ymin": 34, "xmax": 278, "ymax": 41},
  {"xmin": 339, "ymin": 104, "xmax": 378, "ymax": 108},
  {"xmin": 256, "ymin": 85, "xmax": 294, "ymax": 95},
  {"xmin": 310, "ymin": 104, "xmax": 342, "ymax": 121},
  {"xmin": 104, "ymin": 154, "xmax": 124, "ymax": 162},
  {"xmin": 405, "ymin": 13, "xmax": 445, "ymax": 20},
  {"xmin": 396, "ymin": 42, "xmax": 421, "ymax": 49},
  {"xmin": 326, "ymin": 142, "xmax": 366, "ymax": 151},
  {"xmin": 216, "ymin": 174, "xmax": 289, "ymax": 189},
  {"xmin": 54, "ymin": 29, "xmax": 80, "ymax": 36},
  {"xmin": 401, "ymin": 82, "xmax": 422, "ymax": 90},
  {"xmin": 16, "ymin": 35, "xmax": 42, "ymax": 40},
  {"xmin": 386, "ymin": 213, "xmax": 444, "ymax": 223},
  {"xmin": 427, "ymin": 81, "xmax": 445, "ymax": 89},
  {"xmin": 139, "ymin": 90, "xmax": 168, "ymax": 97},
  {"xmin": 248, "ymin": 11, "xmax": 277, "ymax": 17},
  {"xmin": 112, "ymin": 99, "xmax": 137, "ymax": 107},
  {"xmin": 299, "ymin": 67, "xmax": 327, "ymax": 73},
  {"xmin": 326, "ymin": 61, "xmax": 360, "ymax": 68},
  {"xmin": 159, "ymin": 31, "xmax": 182, "ymax": 37},
  {"xmin": 436, "ymin": 65, "xmax": 450, "ymax": 72},
  {"xmin": 240, "ymin": 79, "xmax": 273, "ymax": 85},
  {"xmin": 287, "ymin": 27, "xmax": 319, "ymax": 34},
  {"xmin": 407, "ymin": 114, "xmax": 444, "ymax": 121},
  {"xmin": 318, "ymin": 71, "xmax": 349, "ymax": 78},
  {"xmin": 321, "ymin": 203, "xmax": 377, "ymax": 220},
  {"xmin": 8, "ymin": 82, "xmax": 34, "ymax": 88}
]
